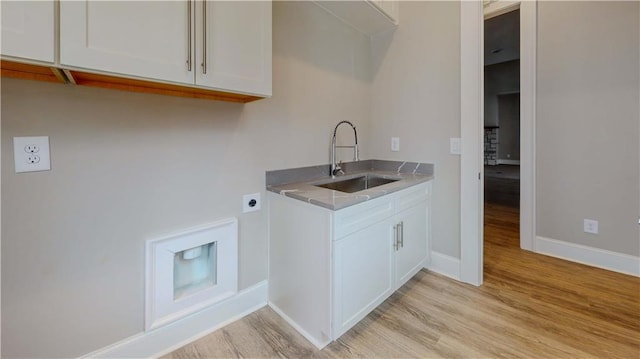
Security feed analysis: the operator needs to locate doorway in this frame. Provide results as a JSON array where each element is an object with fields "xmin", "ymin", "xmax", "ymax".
[
  {"xmin": 484, "ymin": 8, "xmax": 520, "ymax": 204},
  {"xmin": 459, "ymin": 1, "xmax": 537, "ymax": 285},
  {"xmin": 483, "ymin": 10, "xmax": 521, "ymax": 262}
]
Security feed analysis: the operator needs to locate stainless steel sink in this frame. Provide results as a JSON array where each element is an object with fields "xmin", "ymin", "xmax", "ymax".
[{"xmin": 314, "ymin": 175, "xmax": 399, "ymax": 193}]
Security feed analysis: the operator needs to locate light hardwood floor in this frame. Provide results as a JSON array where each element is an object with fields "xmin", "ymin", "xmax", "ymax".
[{"xmin": 165, "ymin": 203, "xmax": 640, "ymax": 358}]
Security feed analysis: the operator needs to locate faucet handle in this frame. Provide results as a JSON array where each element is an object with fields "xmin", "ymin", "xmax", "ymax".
[{"xmin": 332, "ymin": 161, "xmax": 344, "ymax": 176}]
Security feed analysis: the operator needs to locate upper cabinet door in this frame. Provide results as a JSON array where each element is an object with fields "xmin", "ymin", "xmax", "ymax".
[
  {"xmin": 195, "ymin": 1, "xmax": 272, "ymax": 97},
  {"xmin": 373, "ymin": 0, "xmax": 398, "ymax": 23},
  {"xmin": 312, "ymin": 1, "xmax": 398, "ymax": 35},
  {"xmin": 1, "ymin": 0, "xmax": 55, "ymax": 63},
  {"xmin": 60, "ymin": 1, "xmax": 194, "ymax": 85}
]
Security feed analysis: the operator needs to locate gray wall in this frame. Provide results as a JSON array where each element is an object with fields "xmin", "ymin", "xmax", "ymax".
[
  {"xmin": 484, "ymin": 59, "xmax": 519, "ymax": 127},
  {"xmin": 484, "ymin": 9, "xmax": 519, "ymax": 66},
  {"xmin": 369, "ymin": 1, "xmax": 461, "ymax": 257},
  {"xmin": 497, "ymin": 93, "xmax": 520, "ymax": 161},
  {"xmin": 485, "ymin": 59, "xmax": 521, "ymax": 163},
  {"xmin": 1, "ymin": 2, "xmax": 373, "ymax": 357},
  {"xmin": 536, "ymin": 1, "xmax": 640, "ymax": 256}
]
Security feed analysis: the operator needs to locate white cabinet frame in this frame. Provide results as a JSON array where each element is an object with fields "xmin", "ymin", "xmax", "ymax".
[{"xmin": 268, "ymin": 181, "xmax": 431, "ymax": 349}]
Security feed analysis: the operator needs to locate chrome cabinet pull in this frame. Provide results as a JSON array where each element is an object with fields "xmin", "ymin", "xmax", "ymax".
[
  {"xmin": 393, "ymin": 225, "xmax": 398, "ymax": 251},
  {"xmin": 393, "ymin": 222, "xmax": 405, "ymax": 251},
  {"xmin": 201, "ymin": 0, "xmax": 207, "ymax": 74},
  {"xmin": 187, "ymin": 0, "xmax": 192, "ymax": 71}
]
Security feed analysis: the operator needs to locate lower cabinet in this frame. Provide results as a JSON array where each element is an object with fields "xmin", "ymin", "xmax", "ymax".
[
  {"xmin": 268, "ymin": 181, "xmax": 431, "ymax": 348},
  {"xmin": 333, "ymin": 217, "xmax": 396, "ymax": 338},
  {"xmin": 395, "ymin": 200, "xmax": 428, "ymax": 286}
]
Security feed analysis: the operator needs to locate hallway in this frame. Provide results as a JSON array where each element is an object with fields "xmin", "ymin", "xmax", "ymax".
[{"xmin": 484, "ymin": 164, "xmax": 520, "ymax": 208}]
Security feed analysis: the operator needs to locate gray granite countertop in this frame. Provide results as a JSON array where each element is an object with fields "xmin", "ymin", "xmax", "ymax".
[{"xmin": 266, "ymin": 160, "xmax": 434, "ymax": 210}]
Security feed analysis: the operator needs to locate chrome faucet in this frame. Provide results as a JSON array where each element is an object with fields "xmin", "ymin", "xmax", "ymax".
[{"xmin": 331, "ymin": 121, "xmax": 359, "ymax": 178}]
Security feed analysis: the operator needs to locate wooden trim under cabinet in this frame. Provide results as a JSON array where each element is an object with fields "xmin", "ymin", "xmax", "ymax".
[
  {"xmin": 1, "ymin": 60, "xmax": 66, "ymax": 83},
  {"xmin": 0, "ymin": 59, "xmax": 265, "ymax": 103},
  {"xmin": 66, "ymin": 71, "xmax": 264, "ymax": 103}
]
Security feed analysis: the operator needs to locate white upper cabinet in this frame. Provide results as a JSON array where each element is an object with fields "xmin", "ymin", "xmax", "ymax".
[
  {"xmin": 370, "ymin": 0, "xmax": 398, "ymax": 23},
  {"xmin": 1, "ymin": 0, "xmax": 55, "ymax": 63},
  {"xmin": 313, "ymin": 0, "xmax": 398, "ymax": 35},
  {"xmin": 60, "ymin": 1, "xmax": 193, "ymax": 85},
  {"xmin": 195, "ymin": 1, "xmax": 272, "ymax": 96},
  {"xmin": 60, "ymin": 1, "xmax": 272, "ymax": 97}
]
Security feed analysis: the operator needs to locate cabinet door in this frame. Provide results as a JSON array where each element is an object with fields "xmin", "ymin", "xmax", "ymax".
[
  {"xmin": 60, "ymin": 1, "xmax": 193, "ymax": 84},
  {"xmin": 1, "ymin": 0, "xmax": 54, "ymax": 62},
  {"xmin": 395, "ymin": 201, "xmax": 428, "ymax": 287},
  {"xmin": 333, "ymin": 218, "xmax": 395, "ymax": 338},
  {"xmin": 368, "ymin": 0, "xmax": 398, "ymax": 23},
  {"xmin": 195, "ymin": 1, "xmax": 271, "ymax": 96},
  {"xmin": 379, "ymin": 1, "xmax": 398, "ymax": 23}
]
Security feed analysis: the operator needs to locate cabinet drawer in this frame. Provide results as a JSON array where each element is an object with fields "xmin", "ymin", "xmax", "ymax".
[
  {"xmin": 334, "ymin": 195, "xmax": 394, "ymax": 240},
  {"xmin": 395, "ymin": 182, "xmax": 428, "ymax": 213}
]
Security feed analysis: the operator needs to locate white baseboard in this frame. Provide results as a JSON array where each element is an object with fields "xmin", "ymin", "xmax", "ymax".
[
  {"xmin": 536, "ymin": 236, "xmax": 640, "ymax": 277},
  {"xmin": 267, "ymin": 302, "xmax": 330, "ymax": 350},
  {"xmin": 497, "ymin": 159, "xmax": 520, "ymax": 165},
  {"xmin": 79, "ymin": 281, "xmax": 268, "ymax": 359},
  {"xmin": 425, "ymin": 251, "xmax": 461, "ymax": 280}
]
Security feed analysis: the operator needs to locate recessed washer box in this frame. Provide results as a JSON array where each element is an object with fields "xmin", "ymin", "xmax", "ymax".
[{"xmin": 145, "ymin": 218, "xmax": 238, "ymax": 330}]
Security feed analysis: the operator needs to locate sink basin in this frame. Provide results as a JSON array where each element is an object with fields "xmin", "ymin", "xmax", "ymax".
[{"xmin": 315, "ymin": 175, "xmax": 399, "ymax": 193}]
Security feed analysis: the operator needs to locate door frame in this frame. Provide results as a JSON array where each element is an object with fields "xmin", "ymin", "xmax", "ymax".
[{"xmin": 460, "ymin": 0, "xmax": 537, "ymax": 285}]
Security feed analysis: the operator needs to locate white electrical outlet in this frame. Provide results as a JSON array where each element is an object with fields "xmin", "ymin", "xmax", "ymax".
[
  {"xmin": 13, "ymin": 136, "xmax": 51, "ymax": 173},
  {"xmin": 450, "ymin": 138, "xmax": 461, "ymax": 155},
  {"xmin": 583, "ymin": 219, "xmax": 599, "ymax": 234},
  {"xmin": 243, "ymin": 193, "xmax": 261, "ymax": 213},
  {"xmin": 391, "ymin": 137, "xmax": 400, "ymax": 152}
]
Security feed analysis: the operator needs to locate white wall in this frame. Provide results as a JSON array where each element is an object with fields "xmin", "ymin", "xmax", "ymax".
[
  {"xmin": 0, "ymin": 2, "xmax": 372, "ymax": 357},
  {"xmin": 536, "ymin": 1, "xmax": 639, "ymax": 256},
  {"xmin": 369, "ymin": 1, "xmax": 461, "ymax": 257}
]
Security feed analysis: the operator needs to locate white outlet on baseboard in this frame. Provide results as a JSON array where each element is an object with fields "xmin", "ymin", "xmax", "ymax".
[
  {"xmin": 583, "ymin": 219, "xmax": 599, "ymax": 234},
  {"xmin": 13, "ymin": 136, "xmax": 51, "ymax": 173}
]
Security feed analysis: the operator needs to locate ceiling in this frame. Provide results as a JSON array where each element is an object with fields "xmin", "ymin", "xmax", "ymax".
[{"xmin": 484, "ymin": 9, "xmax": 520, "ymax": 66}]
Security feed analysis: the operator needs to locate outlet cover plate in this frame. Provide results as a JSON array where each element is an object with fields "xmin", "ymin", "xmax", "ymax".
[
  {"xmin": 583, "ymin": 219, "xmax": 599, "ymax": 234},
  {"xmin": 450, "ymin": 138, "xmax": 461, "ymax": 155},
  {"xmin": 243, "ymin": 193, "xmax": 261, "ymax": 213},
  {"xmin": 391, "ymin": 137, "xmax": 400, "ymax": 152},
  {"xmin": 13, "ymin": 136, "xmax": 51, "ymax": 173}
]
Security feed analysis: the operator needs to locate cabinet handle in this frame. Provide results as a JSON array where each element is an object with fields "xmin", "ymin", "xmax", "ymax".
[
  {"xmin": 400, "ymin": 221, "xmax": 404, "ymax": 248},
  {"xmin": 187, "ymin": 0, "xmax": 192, "ymax": 71},
  {"xmin": 393, "ymin": 225, "xmax": 398, "ymax": 251},
  {"xmin": 201, "ymin": 0, "xmax": 207, "ymax": 74}
]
